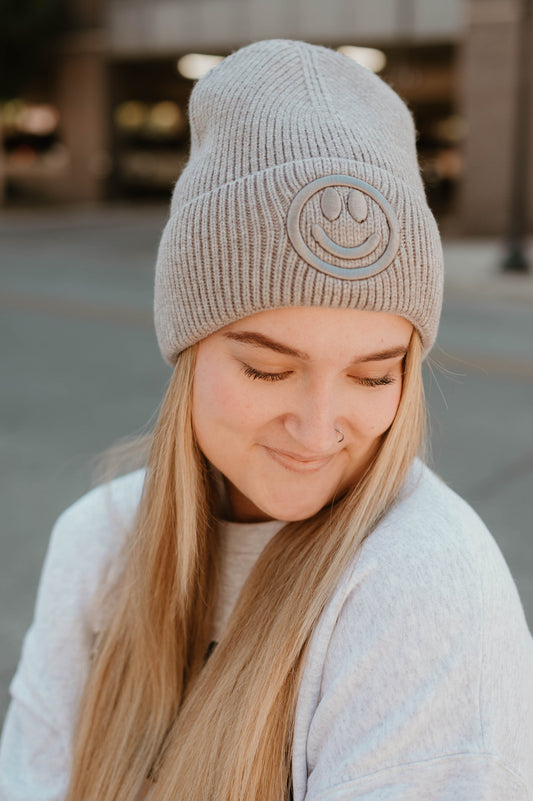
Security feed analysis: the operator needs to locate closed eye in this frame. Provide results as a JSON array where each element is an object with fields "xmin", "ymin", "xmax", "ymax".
[
  {"xmin": 242, "ymin": 365, "xmax": 293, "ymax": 382},
  {"xmin": 242, "ymin": 364, "xmax": 396, "ymax": 387},
  {"xmin": 353, "ymin": 375, "xmax": 396, "ymax": 387}
]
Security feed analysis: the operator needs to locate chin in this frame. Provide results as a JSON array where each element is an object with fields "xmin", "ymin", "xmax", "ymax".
[{"xmin": 257, "ymin": 493, "xmax": 333, "ymax": 523}]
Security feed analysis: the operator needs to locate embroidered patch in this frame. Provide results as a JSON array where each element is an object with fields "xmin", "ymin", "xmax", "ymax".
[{"xmin": 286, "ymin": 175, "xmax": 400, "ymax": 280}]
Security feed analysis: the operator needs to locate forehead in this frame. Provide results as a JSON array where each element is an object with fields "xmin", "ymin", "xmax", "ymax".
[{"xmin": 217, "ymin": 307, "xmax": 413, "ymax": 357}]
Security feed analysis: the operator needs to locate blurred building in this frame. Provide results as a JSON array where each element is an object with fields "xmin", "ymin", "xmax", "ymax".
[{"xmin": 1, "ymin": 0, "xmax": 532, "ymax": 237}]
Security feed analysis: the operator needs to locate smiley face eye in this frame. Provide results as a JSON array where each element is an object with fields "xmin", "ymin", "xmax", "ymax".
[
  {"xmin": 320, "ymin": 187, "xmax": 342, "ymax": 221},
  {"xmin": 348, "ymin": 189, "xmax": 368, "ymax": 223},
  {"xmin": 320, "ymin": 187, "xmax": 369, "ymax": 224}
]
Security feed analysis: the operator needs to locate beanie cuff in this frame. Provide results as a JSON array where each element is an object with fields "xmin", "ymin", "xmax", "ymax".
[{"xmin": 155, "ymin": 156, "xmax": 443, "ymax": 364}]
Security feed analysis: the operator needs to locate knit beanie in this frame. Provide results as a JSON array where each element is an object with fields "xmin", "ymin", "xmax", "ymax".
[{"xmin": 155, "ymin": 39, "xmax": 443, "ymax": 364}]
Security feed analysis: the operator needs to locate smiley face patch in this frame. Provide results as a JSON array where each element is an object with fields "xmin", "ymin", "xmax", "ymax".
[{"xmin": 286, "ymin": 175, "xmax": 400, "ymax": 280}]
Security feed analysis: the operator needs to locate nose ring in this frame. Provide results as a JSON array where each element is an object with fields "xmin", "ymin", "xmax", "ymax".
[{"xmin": 335, "ymin": 427, "xmax": 345, "ymax": 444}]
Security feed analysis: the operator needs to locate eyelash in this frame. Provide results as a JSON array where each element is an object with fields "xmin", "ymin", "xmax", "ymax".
[
  {"xmin": 358, "ymin": 375, "xmax": 396, "ymax": 387},
  {"xmin": 242, "ymin": 365, "xmax": 292, "ymax": 382},
  {"xmin": 241, "ymin": 365, "xmax": 396, "ymax": 387}
]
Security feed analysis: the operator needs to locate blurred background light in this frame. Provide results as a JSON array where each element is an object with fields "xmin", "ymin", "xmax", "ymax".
[
  {"xmin": 1, "ymin": 100, "xmax": 59, "ymax": 136},
  {"xmin": 2, "ymin": 99, "xmax": 25, "ymax": 130},
  {"xmin": 337, "ymin": 45, "xmax": 387, "ymax": 73},
  {"xmin": 114, "ymin": 101, "xmax": 148, "ymax": 132},
  {"xmin": 177, "ymin": 53, "xmax": 224, "ymax": 80},
  {"xmin": 432, "ymin": 114, "xmax": 468, "ymax": 144},
  {"xmin": 17, "ymin": 104, "xmax": 59, "ymax": 136},
  {"xmin": 147, "ymin": 101, "xmax": 184, "ymax": 135}
]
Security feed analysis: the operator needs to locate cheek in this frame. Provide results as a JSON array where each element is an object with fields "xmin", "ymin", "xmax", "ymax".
[
  {"xmin": 192, "ymin": 357, "xmax": 264, "ymax": 440},
  {"xmin": 354, "ymin": 384, "xmax": 403, "ymax": 438}
]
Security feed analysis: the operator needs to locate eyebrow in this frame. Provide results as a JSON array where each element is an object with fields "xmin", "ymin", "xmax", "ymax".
[{"xmin": 224, "ymin": 331, "xmax": 408, "ymax": 363}]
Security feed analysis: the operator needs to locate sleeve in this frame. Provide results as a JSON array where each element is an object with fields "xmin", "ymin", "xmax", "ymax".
[
  {"xmin": 0, "ymin": 478, "xmax": 134, "ymax": 801},
  {"xmin": 297, "ymin": 505, "xmax": 533, "ymax": 801},
  {"xmin": 0, "ymin": 701, "xmax": 70, "ymax": 801},
  {"xmin": 303, "ymin": 758, "xmax": 528, "ymax": 801}
]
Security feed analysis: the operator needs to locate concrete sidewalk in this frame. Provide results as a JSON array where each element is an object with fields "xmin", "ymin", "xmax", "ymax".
[{"xmin": 443, "ymin": 237, "xmax": 533, "ymax": 302}]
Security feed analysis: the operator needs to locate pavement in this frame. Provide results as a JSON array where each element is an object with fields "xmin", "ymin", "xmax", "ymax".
[{"xmin": 1, "ymin": 203, "xmax": 532, "ymax": 724}]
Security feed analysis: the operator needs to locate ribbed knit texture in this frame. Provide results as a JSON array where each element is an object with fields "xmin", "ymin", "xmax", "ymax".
[{"xmin": 154, "ymin": 39, "xmax": 444, "ymax": 364}]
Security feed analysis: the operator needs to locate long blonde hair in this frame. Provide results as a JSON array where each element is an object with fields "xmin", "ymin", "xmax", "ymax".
[{"xmin": 67, "ymin": 330, "xmax": 425, "ymax": 801}]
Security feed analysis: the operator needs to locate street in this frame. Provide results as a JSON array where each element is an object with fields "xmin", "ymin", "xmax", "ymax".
[{"xmin": 1, "ymin": 205, "xmax": 532, "ymax": 722}]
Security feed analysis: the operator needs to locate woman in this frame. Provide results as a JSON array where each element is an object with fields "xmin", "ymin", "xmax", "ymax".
[{"xmin": 1, "ymin": 39, "xmax": 532, "ymax": 801}]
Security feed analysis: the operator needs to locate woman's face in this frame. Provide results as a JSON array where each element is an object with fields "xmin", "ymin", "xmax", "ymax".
[{"xmin": 192, "ymin": 307, "xmax": 413, "ymax": 522}]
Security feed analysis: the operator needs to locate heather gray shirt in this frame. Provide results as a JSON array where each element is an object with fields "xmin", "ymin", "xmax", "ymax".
[
  {"xmin": 212, "ymin": 517, "xmax": 283, "ymax": 642},
  {"xmin": 1, "ymin": 462, "xmax": 532, "ymax": 800}
]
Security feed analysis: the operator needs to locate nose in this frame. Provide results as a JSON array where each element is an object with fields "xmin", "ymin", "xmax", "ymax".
[{"xmin": 283, "ymin": 380, "xmax": 343, "ymax": 455}]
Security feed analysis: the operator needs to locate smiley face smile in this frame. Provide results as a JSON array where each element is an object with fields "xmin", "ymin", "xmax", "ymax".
[
  {"xmin": 311, "ymin": 226, "xmax": 381, "ymax": 259},
  {"xmin": 286, "ymin": 175, "xmax": 400, "ymax": 281}
]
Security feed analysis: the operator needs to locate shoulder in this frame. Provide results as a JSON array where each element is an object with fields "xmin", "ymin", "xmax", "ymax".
[
  {"xmin": 322, "ymin": 462, "xmax": 500, "ymax": 661},
  {"xmin": 54, "ymin": 467, "xmax": 145, "ymax": 537},
  {"xmin": 303, "ymin": 458, "xmax": 533, "ymax": 732},
  {"xmin": 356, "ymin": 460, "xmax": 514, "ymax": 600},
  {"xmin": 293, "ymin": 462, "xmax": 533, "ymax": 796},
  {"xmin": 37, "ymin": 469, "xmax": 146, "ymax": 630},
  {"xmin": 380, "ymin": 458, "xmax": 492, "ymax": 544},
  {"xmin": 50, "ymin": 468, "xmax": 145, "ymax": 560},
  {"xmin": 304, "ymin": 460, "xmax": 526, "ymax": 662},
  {"xmin": 337, "ymin": 461, "xmax": 531, "ymax": 656}
]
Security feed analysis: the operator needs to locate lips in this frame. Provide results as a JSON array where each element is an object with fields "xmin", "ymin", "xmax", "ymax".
[{"xmin": 261, "ymin": 445, "xmax": 336, "ymax": 473}]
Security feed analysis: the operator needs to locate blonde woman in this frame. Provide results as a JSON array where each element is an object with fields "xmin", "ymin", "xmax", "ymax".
[{"xmin": 1, "ymin": 40, "xmax": 532, "ymax": 801}]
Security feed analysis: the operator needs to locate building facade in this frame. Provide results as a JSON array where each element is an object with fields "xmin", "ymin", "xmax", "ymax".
[{"xmin": 2, "ymin": 0, "xmax": 532, "ymax": 237}]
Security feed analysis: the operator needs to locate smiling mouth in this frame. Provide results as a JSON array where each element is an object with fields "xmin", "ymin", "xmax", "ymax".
[
  {"xmin": 261, "ymin": 445, "xmax": 336, "ymax": 473},
  {"xmin": 312, "ymin": 224, "xmax": 381, "ymax": 260}
]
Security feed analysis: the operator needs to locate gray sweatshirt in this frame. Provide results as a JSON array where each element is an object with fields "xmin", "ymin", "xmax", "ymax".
[{"xmin": 1, "ymin": 462, "xmax": 532, "ymax": 800}]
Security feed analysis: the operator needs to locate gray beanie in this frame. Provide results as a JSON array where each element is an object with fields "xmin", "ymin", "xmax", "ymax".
[{"xmin": 155, "ymin": 39, "xmax": 443, "ymax": 364}]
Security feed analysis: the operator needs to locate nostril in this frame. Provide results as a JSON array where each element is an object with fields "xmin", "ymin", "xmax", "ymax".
[{"xmin": 348, "ymin": 189, "xmax": 368, "ymax": 223}]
